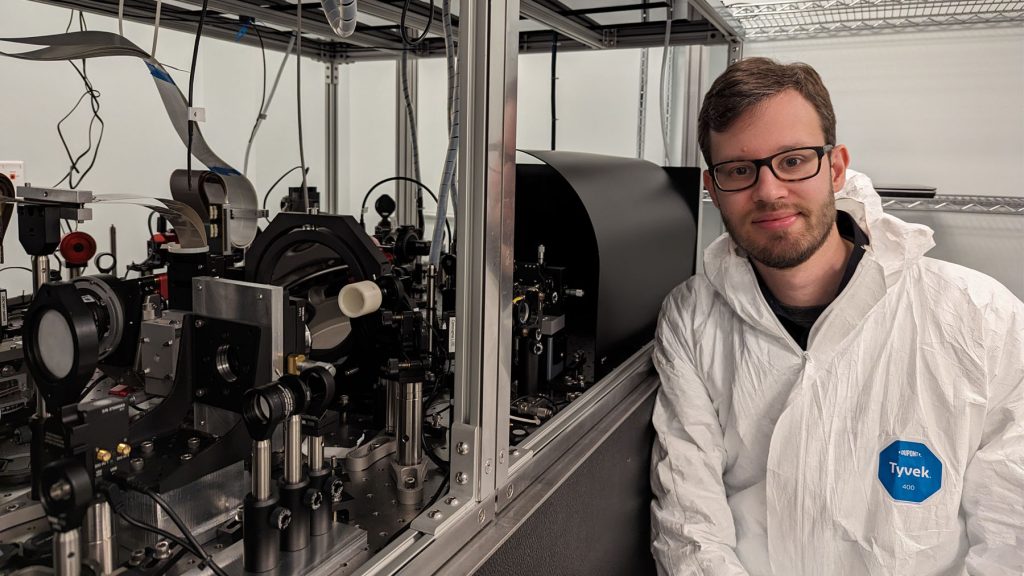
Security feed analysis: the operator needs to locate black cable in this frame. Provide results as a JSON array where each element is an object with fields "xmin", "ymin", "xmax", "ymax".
[
  {"xmin": 400, "ymin": 0, "xmax": 435, "ymax": 45},
  {"xmin": 79, "ymin": 373, "xmax": 105, "ymax": 400},
  {"xmin": 360, "ymin": 176, "xmax": 450, "ymax": 246},
  {"xmin": 186, "ymin": 0, "xmax": 211, "ymax": 196},
  {"xmin": 261, "ymin": 165, "xmax": 308, "ymax": 220},
  {"xmin": 551, "ymin": 31, "xmax": 557, "ymax": 151},
  {"xmin": 137, "ymin": 486, "xmax": 229, "ymax": 576},
  {"xmin": 116, "ymin": 507, "xmax": 195, "ymax": 553},
  {"xmin": 53, "ymin": 11, "xmax": 104, "ymax": 190},
  {"xmin": 422, "ymin": 428, "xmax": 449, "ymax": 472},
  {"xmin": 245, "ymin": 24, "xmax": 268, "ymax": 163},
  {"xmin": 147, "ymin": 211, "xmax": 157, "ymax": 239},
  {"xmin": 429, "ymin": 474, "xmax": 450, "ymax": 505},
  {"xmin": 296, "ymin": 2, "xmax": 309, "ymax": 211},
  {"xmin": 98, "ymin": 482, "xmax": 204, "ymax": 564},
  {"xmin": 0, "ymin": 267, "xmax": 32, "ymax": 275}
]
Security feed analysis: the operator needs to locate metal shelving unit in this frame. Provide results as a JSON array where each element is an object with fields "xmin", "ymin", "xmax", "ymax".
[
  {"xmin": 881, "ymin": 194, "xmax": 1024, "ymax": 215},
  {"xmin": 718, "ymin": 0, "xmax": 1024, "ymax": 40},
  {"xmin": 28, "ymin": 0, "xmax": 741, "ymax": 60}
]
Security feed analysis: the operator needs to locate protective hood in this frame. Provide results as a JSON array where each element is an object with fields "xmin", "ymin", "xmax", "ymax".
[{"xmin": 701, "ymin": 170, "xmax": 935, "ymax": 334}]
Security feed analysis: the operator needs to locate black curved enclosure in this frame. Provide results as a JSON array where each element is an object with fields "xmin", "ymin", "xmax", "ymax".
[
  {"xmin": 245, "ymin": 212, "xmax": 392, "ymax": 377},
  {"xmin": 516, "ymin": 151, "xmax": 700, "ymax": 382},
  {"xmin": 245, "ymin": 213, "xmax": 388, "ymax": 286}
]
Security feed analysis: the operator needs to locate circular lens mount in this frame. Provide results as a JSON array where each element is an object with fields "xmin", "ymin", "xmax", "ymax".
[
  {"xmin": 23, "ymin": 283, "xmax": 101, "ymax": 408},
  {"xmin": 71, "ymin": 275, "xmax": 125, "ymax": 360}
]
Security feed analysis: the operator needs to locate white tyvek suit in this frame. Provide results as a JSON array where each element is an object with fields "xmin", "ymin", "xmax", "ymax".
[{"xmin": 651, "ymin": 170, "xmax": 1024, "ymax": 576}]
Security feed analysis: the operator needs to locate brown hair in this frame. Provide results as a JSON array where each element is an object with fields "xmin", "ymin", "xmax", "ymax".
[{"xmin": 697, "ymin": 57, "xmax": 836, "ymax": 167}]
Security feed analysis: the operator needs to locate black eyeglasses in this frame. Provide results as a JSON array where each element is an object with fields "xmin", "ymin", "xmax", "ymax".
[{"xmin": 710, "ymin": 145, "xmax": 834, "ymax": 192}]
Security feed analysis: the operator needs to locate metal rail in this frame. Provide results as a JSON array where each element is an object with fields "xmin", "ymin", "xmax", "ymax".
[
  {"xmin": 881, "ymin": 195, "xmax": 1024, "ymax": 215},
  {"xmin": 723, "ymin": 0, "xmax": 1024, "ymax": 39}
]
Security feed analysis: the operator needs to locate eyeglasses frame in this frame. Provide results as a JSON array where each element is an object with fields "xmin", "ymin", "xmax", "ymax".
[{"xmin": 710, "ymin": 144, "xmax": 836, "ymax": 193}]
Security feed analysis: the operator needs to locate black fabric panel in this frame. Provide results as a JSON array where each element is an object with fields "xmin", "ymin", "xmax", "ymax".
[{"xmin": 476, "ymin": 395, "xmax": 657, "ymax": 576}]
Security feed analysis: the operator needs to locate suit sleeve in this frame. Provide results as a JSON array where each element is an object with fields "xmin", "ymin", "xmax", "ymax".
[
  {"xmin": 962, "ymin": 293, "xmax": 1024, "ymax": 576},
  {"xmin": 650, "ymin": 288, "xmax": 749, "ymax": 576}
]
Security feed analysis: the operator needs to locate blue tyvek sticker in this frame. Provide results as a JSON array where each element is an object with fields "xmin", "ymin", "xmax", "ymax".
[{"xmin": 878, "ymin": 440, "xmax": 942, "ymax": 503}]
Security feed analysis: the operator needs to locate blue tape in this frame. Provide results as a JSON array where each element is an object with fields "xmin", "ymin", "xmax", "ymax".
[
  {"xmin": 209, "ymin": 166, "xmax": 242, "ymax": 177},
  {"xmin": 235, "ymin": 23, "xmax": 250, "ymax": 41},
  {"xmin": 145, "ymin": 62, "xmax": 174, "ymax": 85}
]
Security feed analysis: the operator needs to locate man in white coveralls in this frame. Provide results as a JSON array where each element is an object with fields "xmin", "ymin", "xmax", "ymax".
[{"xmin": 650, "ymin": 57, "xmax": 1024, "ymax": 576}]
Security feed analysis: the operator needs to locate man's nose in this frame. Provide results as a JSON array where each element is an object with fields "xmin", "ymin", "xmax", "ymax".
[{"xmin": 750, "ymin": 164, "xmax": 789, "ymax": 204}]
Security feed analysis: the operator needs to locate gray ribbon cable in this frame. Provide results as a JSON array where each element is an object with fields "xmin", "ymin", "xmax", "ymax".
[{"xmin": 0, "ymin": 31, "xmax": 259, "ymax": 249}]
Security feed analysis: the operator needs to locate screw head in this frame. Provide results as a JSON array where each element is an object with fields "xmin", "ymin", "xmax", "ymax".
[
  {"xmin": 428, "ymin": 510, "xmax": 443, "ymax": 520},
  {"xmin": 129, "ymin": 549, "xmax": 146, "ymax": 566},
  {"xmin": 506, "ymin": 484, "xmax": 514, "ymax": 498},
  {"xmin": 273, "ymin": 508, "xmax": 292, "ymax": 530},
  {"xmin": 478, "ymin": 510, "xmax": 486, "ymax": 524},
  {"xmin": 444, "ymin": 496, "xmax": 460, "ymax": 506},
  {"xmin": 305, "ymin": 489, "xmax": 323, "ymax": 510},
  {"xmin": 456, "ymin": 442, "xmax": 470, "ymax": 455},
  {"xmin": 404, "ymin": 476, "xmax": 416, "ymax": 487},
  {"xmin": 455, "ymin": 472, "xmax": 468, "ymax": 485},
  {"xmin": 331, "ymin": 480, "xmax": 344, "ymax": 502},
  {"xmin": 153, "ymin": 540, "xmax": 170, "ymax": 560}
]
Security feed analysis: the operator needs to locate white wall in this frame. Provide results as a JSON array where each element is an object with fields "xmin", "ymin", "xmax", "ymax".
[
  {"xmin": 0, "ymin": 2, "xmax": 327, "ymax": 297},
  {"xmin": 745, "ymin": 29, "xmax": 1024, "ymax": 198}
]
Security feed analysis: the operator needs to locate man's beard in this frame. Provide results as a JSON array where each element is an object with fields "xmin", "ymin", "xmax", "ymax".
[{"xmin": 721, "ymin": 186, "xmax": 837, "ymax": 270}]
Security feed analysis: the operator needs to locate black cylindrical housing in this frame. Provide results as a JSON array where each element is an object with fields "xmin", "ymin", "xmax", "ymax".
[
  {"xmin": 243, "ymin": 495, "xmax": 280, "ymax": 573},
  {"xmin": 279, "ymin": 479, "xmax": 310, "ymax": 551},
  {"xmin": 308, "ymin": 468, "xmax": 332, "ymax": 536}
]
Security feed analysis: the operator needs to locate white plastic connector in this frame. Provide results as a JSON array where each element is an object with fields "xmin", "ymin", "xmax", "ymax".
[{"xmin": 338, "ymin": 280, "xmax": 383, "ymax": 318}]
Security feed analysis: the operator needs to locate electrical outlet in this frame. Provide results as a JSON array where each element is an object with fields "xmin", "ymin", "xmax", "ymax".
[{"xmin": 0, "ymin": 161, "xmax": 25, "ymax": 186}]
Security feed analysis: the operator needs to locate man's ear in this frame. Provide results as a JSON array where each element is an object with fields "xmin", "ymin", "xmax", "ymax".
[
  {"xmin": 830, "ymin": 144, "xmax": 851, "ymax": 193},
  {"xmin": 703, "ymin": 170, "xmax": 720, "ymax": 209}
]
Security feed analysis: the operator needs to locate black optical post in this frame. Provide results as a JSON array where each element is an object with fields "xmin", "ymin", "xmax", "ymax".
[
  {"xmin": 300, "ymin": 366, "xmax": 344, "ymax": 536},
  {"xmin": 276, "ymin": 374, "xmax": 313, "ymax": 552},
  {"xmin": 241, "ymin": 383, "xmax": 293, "ymax": 573},
  {"xmin": 40, "ymin": 459, "xmax": 93, "ymax": 576}
]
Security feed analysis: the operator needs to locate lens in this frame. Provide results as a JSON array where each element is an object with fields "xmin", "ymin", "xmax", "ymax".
[
  {"xmin": 714, "ymin": 161, "xmax": 757, "ymax": 191},
  {"xmin": 215, "ymin": 344, "xmax": 239, "ymax": 383},
  {"xmin": 772, "ymin": 148, "xmax": 820, "ymax": 179},
  {"xmin": 37, "ymin": 310, "xmax": 75, "ymax": 380}
]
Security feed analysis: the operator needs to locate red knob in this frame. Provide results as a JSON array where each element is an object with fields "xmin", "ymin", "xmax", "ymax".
[{"xmin": 59, "ymin": 231, "xmax": 97, "ymax": 266}]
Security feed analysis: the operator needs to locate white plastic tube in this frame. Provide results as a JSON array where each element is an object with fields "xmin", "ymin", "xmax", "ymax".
[
  {"xmin": 322, "ymin": 0, "xmax": 358, "ymax": 38},
  {"xmin": 339, "ymin": 280, "xmax": 383, "ymax": 318}
]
